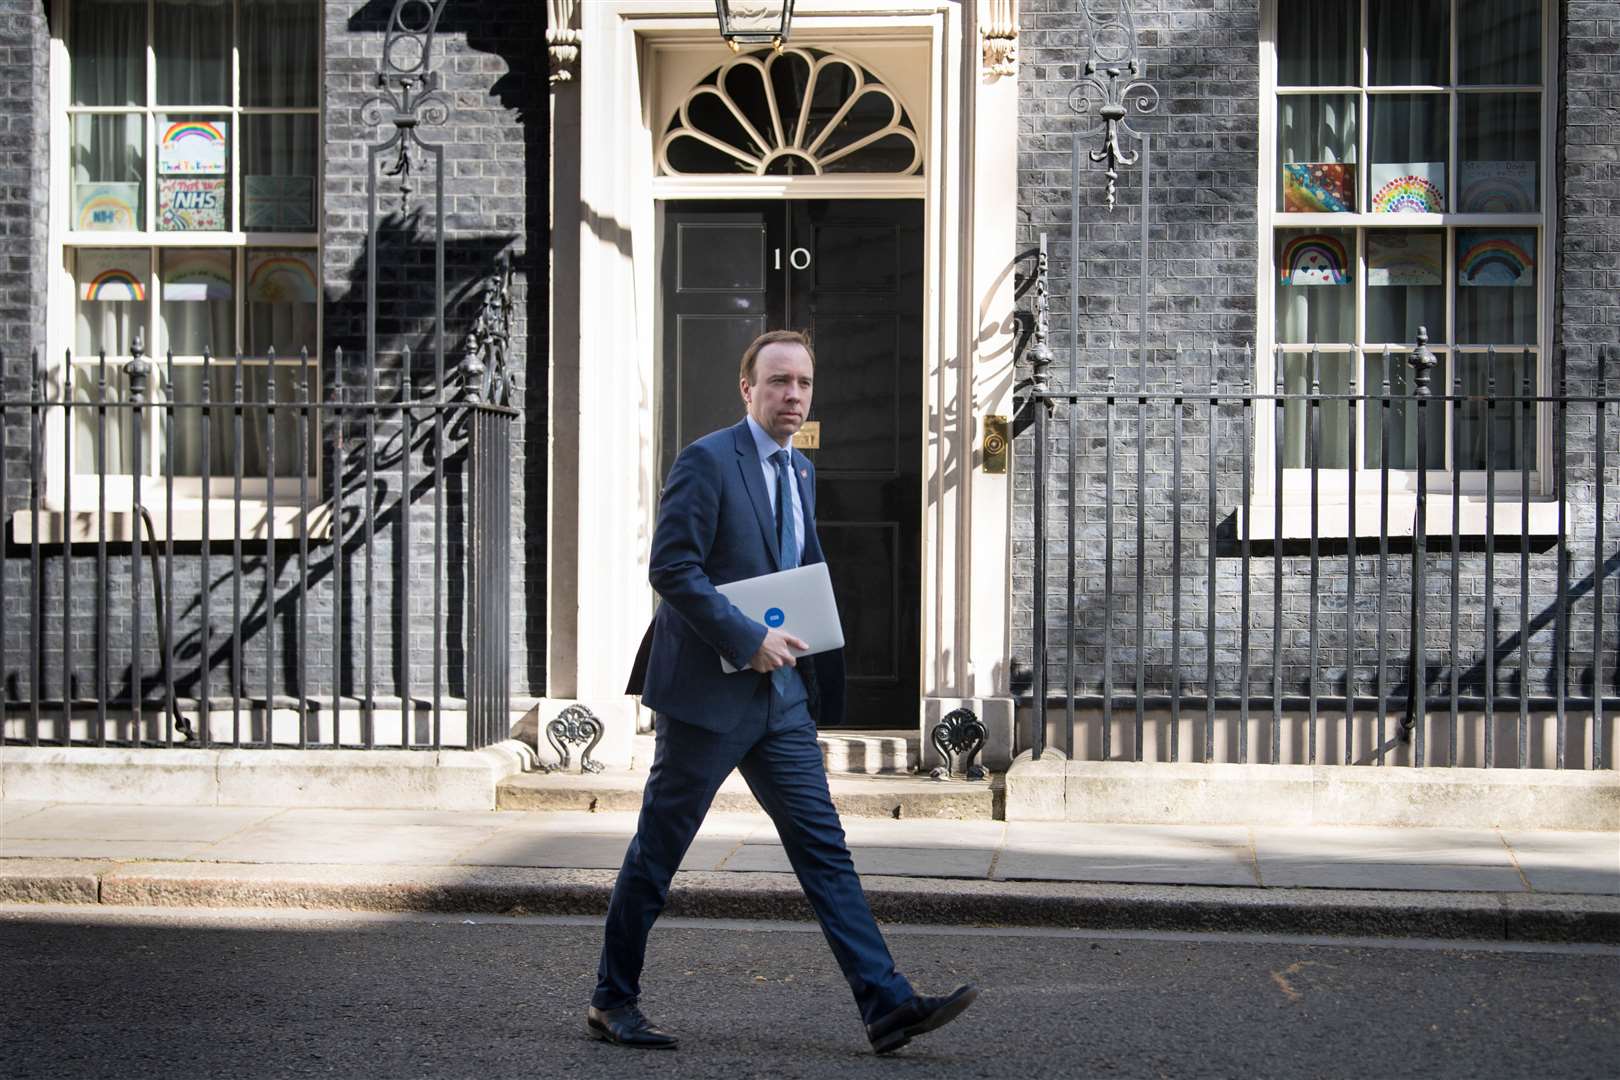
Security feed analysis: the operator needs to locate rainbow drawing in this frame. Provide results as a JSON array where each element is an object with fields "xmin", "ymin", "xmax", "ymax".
[
  {"xmin": 1280, "ymin": 233, "xmax": 1350, "ymax": 286},
  {"xmin": 1459, "ymin": 160, "xmax": 1535, "ymax": 214},
  {"xmin": 82, "ymin": 268, "xmax": 145, "ymax": 302},
  {"xmin": 1370, "ymin": 162, "xmax": 1444, "ymax": 214},
  {"xmin": 1282, "ymin": 162, "xmax": 1354, "ymax": 213},
  {"xmin": 1367, "ymin": 233, "xmax": 1442, "ymax": 287},
  {"xmin": 73, "ymin": 182, "xmax": 139, "ymax": 231},
  {"xmin": 159, "ymin": 119, "xmax": 227, "ymax": 174},
  {"xmin": 247, "ymin": 252, "xmax": 318, "ymax": 304},
  {"xmin": 1458, "ymin": 232, "xmax": 1535, "ymax": 287}
]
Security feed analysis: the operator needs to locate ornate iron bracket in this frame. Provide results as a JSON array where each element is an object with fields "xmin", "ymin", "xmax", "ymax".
[
  {"xmin": 1025, "ymin": 234, "xmax": 1055, "ymax": 410},
  {"xmin": 361, "ymin": 0, "xmax": 454, "ymax": 212},
  {"xmin": 929, "ymin": 708, "xmax": 988, "ymax": 781},
  {"xmin": 545, "ymin": 704, "xmax": 606, "ymax": 774},
  {"xmin": 1066, "ymin": 1, "xmax": 1159, "ymax": 211},
  {"xmin": 464, "ymin": 253, "xmax": 514, "ymax": 404}
]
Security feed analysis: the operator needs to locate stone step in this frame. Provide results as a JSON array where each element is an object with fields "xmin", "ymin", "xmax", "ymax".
[
  {"xmin": 496, "ymin": 767, "xmax": 995, "ymax": 819},
  {"xmin": 623, "ymin": 730, "xmax": 919, "ymax": 775},
  {"xmin": 817, "ymin": 730, "xmax": 918, "ymax": 774}
]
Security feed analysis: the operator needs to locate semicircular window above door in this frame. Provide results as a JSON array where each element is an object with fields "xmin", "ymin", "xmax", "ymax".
[{"xmin": 657, "ymin": 47, "xmax": 922, "ymax": 177}]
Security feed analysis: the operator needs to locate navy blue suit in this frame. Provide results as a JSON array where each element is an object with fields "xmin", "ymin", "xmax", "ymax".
[{"xmin": 596, "ymin": 419, "xmax": 914, "ymax": 1024}]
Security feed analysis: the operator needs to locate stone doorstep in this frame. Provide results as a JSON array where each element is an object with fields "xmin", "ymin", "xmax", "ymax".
[
  {"xmin": 495, "ymin": 768, "xmax": 997, "ymax": 820},
  {"xmin": 612, "ymin": 730, "xmax": 917, "ymax": 776},
  {"xmin": 1004, "ymin": 755, "xmax": 1620, "ymax": 831}
]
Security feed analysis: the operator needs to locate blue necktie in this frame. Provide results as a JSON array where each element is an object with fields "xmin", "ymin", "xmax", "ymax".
[
  {"xmin": 772, "ymin": 449, "xmax": 798, "ymax": 696},
  {"xmin": 774, "ymin": 449, "xmax": 799, "ymax": 571}
]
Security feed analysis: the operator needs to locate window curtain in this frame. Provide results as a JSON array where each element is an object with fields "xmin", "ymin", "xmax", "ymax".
[
  {"xmin": 168, "ymin": 365, "xmax": 307, "ymax": 480},
  {"xmin": 1276, "ymin": 1, "xmax": 1355, "ymax": 86},
  {"xmin": 155, "ymin": 0, "xmax": 230, "ymax": 105},
  {"xmin": 73, "ymin": 366, "xmax": 137, "ymax": 475},
  {"xmin": 70, "ymin": 0, "xmax": 144, "ymax": 106},
  {"xmin": 242, "ymin": 0, "xmax": 320, "ymax": 108}
]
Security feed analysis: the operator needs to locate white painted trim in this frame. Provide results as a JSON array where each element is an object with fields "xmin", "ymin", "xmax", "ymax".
[
  {"xmin": 561, "ymin": 1, "xmax": 1011, "ymax": 726},
  {"xmin": 42, "ymin": 0, "xmax": 326, "ymax": 522},
  {"xmin": 651, "ymin": 176, "xmax": 927, "ymax": 199},
  {"xmin": 1256, "ymin": 0, "xmax": 1559, "ymax": 517}
]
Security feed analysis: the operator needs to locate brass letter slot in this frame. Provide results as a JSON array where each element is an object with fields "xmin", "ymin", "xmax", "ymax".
[
  {"xmin": 793, "ymin": 420, "xmax": 821, "ymax": 450},
  {"xmin": 982, "ymin": 414, "xmax": 1008, "ymax": 473}
]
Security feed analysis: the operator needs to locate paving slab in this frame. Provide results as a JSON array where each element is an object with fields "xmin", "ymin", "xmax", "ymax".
[
  {"xmin": 1, "ymin": 804, "xmax": 277, "ymax": 843},
  {"xmin": 451, "ymin": 833, "xmax": 738, "ymax": 872},
  {"xmin": 490, "ymin": 809, "xmax": 767, "ymax": 843},
  {"xmin": 1251, "ymin": 825, "xmax": 1517, "ymax": 867},
  {"xmin": 270, "ymin": 808, "xmax": 507, "ymax": 829},
  {"xmin": 1003, "ymin": 822, "xmax": 1251, "ymax": 852},
  {"xmin": 826, "ymin": 818, "xmax": 1007, "ymax": 849},
  {"xmin": 720, "ymin": 843, "xmax": 997, "ymax": 879},
  {"xmin": 993, "ymin": 848, "xmax": 1260, "ymax": 887},
  {"xmin": 0, "ymin": 838, "xmax": 218, "ymax": 861},
  {"xmin": 197, "ymin": 821, "xmax": 502, "ymax": 865},
  {"xmin": 1257, "ymin": 861, "xmax": 1530, "ymax": 892},
  {"xmin": 1501, "ymin": 830, "xmax": 1620, "ymax": 895},
  {"xmin": 0, "ymin": 802, "xmax": 52, "ymax": 829}
]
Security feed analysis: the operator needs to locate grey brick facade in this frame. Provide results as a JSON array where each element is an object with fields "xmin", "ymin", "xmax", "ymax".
[
  {"xmin": 1011, "ymin": 0, "xmax": 1620, "ymax": 753},
  {"xmin": 0, "ymin": 1, "xmax": 546, "ymax": 725}
]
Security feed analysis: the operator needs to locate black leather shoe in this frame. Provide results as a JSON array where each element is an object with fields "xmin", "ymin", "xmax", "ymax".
[
  {"xmin": 586, "ymin": 1004, "xmax": 678, "ymax": 1049},
  {"xmin": 866, "ymin": 984, "xmax": 979, "ymax": 1054}
]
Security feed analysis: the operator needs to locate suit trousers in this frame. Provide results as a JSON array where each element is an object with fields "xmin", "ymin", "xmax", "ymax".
[{"xmin": 592, "ymin": 679, "xmax": 915, "ymax": 1025}]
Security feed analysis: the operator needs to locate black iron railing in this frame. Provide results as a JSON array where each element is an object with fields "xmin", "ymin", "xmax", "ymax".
[
  {"xmin": 1023, "ymin": 337, "xmax": 1618, "ymax": 771},
  {"xmin": 0, "ymin": 339, "xmax": 516, "ymax": 750}
]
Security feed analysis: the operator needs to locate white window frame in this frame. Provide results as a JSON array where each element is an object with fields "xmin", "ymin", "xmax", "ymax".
[
  {"xmin": 34, "ymin": 0, "xmax": 326, "ymax": 541},
  {"xmin": 1255, "ymin": 0, "xmax": 1560, "ymax": 537}
]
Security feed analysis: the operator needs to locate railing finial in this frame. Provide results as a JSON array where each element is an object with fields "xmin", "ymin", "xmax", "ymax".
[{"xmin": 1409, "ymin": 325, "xmax": 1437, "ymax": 397}]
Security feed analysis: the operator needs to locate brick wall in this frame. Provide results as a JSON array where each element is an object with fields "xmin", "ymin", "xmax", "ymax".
[
  {"xmin": 1011, "ymin": 0, "xmax": 1620, "ymax": 755},
  {"xmin": 0, "ymin": 1, "xmax": 548, "ymax": 729},
  {"xmin": 0, "ymin": 1, "xmax": 49, "ymax": 701}
]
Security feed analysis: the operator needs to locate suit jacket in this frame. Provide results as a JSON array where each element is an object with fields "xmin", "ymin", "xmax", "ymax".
[{"xmin": 625, "ymin": 419, "xmax": 846, "ymax": 732}]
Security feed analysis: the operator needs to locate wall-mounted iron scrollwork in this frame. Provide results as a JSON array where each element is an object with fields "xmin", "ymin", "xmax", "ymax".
[
  {"xmin": 464, "ymin": 253, "xmax": 514, "ymax": 405},
  {"xmin": 929, "ymin": 708, "xmax": 987, "ymax": 781},
  {"xmin": 1066, "ymin": 1, "xmax": 1159, "ymax": 211},
  {"xmin": 362, "ymin": 0, "xmax": 454, "ymax": 211},
  {"xmin": 1026, "ymin": 234, "xmax": 1055, "ymax": 406},
  {"xmin": 546, "ymin": 704, "xmax": 606, "ymax": 774}
]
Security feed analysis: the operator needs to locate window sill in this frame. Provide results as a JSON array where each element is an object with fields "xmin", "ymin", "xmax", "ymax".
[
  {"xmin": 10, "ymin": 502, "xmax": 335, "ymax": 544},
  {"xmin": 1239, "ymin": 496, "xmax": 1564, "ymax": 542}
]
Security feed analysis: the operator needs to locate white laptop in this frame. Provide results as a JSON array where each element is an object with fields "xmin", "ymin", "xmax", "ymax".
[{"xmin": 715, "ymin": 562, "xmax": 846, "ymax": 673}]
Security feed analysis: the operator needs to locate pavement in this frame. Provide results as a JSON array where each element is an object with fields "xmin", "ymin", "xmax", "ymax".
[{"xmin": 2, "ymin": 799, "xmax": 1617, "ymax": 941}]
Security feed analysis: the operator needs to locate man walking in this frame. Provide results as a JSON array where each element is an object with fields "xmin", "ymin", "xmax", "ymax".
[{"xmin": 589, "ymin": 329, "xmax": 977, "ymax": 1054}]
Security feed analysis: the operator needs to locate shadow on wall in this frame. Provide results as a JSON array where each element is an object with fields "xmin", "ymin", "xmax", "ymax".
[{"xmin": 344, "ymin": 0, "xmax": 549, "ymax": 694}]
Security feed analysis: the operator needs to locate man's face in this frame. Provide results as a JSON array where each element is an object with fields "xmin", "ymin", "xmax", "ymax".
[{"xmin": 741, "ymin": 342, "xmax": 814, "ymax": 443}]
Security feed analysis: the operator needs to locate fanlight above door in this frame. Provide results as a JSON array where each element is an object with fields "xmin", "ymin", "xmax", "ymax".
[{"xmin": 658, "ymin": 47, "xmax": 922, "ymax": 176}]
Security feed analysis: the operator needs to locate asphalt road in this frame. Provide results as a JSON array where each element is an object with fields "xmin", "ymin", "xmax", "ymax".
[{"xmin": 3, "ymin": 908, "xmax": 1617, "ymax": 1080}]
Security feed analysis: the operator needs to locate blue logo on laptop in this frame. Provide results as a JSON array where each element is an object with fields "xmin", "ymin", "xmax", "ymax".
[{"xmin": 764, "ymin": 607, "xmax": 786, "ymax": 628}]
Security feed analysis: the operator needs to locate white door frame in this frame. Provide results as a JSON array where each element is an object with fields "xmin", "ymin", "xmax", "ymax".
[{"xmin": 552, "ymin": 1, "xmax": 1020, "ymax": 767}]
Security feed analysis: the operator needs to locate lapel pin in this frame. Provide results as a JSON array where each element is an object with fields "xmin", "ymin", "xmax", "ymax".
[{"xmin": 799, "ymin": 467, "xmax": 807, "ymax": 478}]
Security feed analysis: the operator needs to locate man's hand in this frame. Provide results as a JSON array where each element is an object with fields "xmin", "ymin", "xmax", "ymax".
[{"xmin": 747, "ymin": 628, "xmax": 808, "ymax": 673}]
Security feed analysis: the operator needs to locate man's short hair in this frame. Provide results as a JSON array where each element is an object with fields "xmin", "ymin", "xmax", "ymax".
[{"xmin": 739, "ymin": 329, "xmax": 815, "ymax": 385}]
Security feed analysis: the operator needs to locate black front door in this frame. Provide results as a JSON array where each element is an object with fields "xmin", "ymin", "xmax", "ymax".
[{"xmin": 658, "ymin": 199, "xmax": 924, "ymax": 728}]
